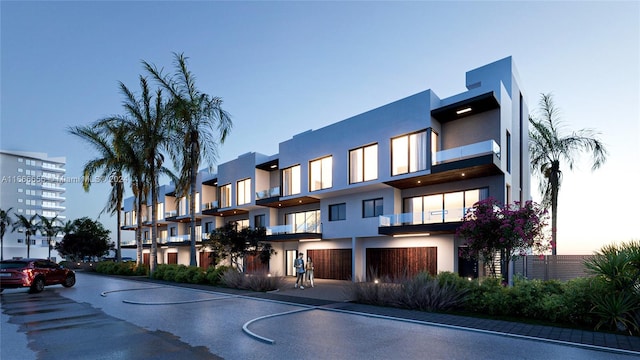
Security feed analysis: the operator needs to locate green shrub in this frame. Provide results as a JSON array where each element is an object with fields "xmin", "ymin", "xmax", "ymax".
[
  {"xmin": 591, "ymin": 291, "xmax": 640, "ymax": 334},
  {"xmin": 205, "ymin": 265, "xmax": 231, "ymax": 285}
]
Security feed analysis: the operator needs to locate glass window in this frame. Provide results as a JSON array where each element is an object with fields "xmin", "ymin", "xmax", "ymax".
[
  {"xmin": 310, "ymin": 156, "xmax": 332, "ymax": 191},
  {"xmin": 237, "ymin": 178, "xmax": 251, "ymax": 205},
  {"xmin": 329, "ymin": 203, "xmax": 346, "ymax": 221},
  {"xmin": 392, "ymin": 130, "xmax": 427, "ymax": 176},
  {"xmin": 403, "ymin": 188, "xmax": 488, "ymax": 224},
  {"xmin": 363, "ymin": 198, "xmax": 383, "ymax": 218},
  {"xmin": 219, "ymin": 184, "xmax": 231, "ymax": 208},
  {"xmin": 282, "ymin": 165, "xmax": 301, "ymax": 196},
  {"xmin": 444, "ymin": 192, "xmax": 464, "ymax": 222},
  {"xmin": 431, "ymin": 129, "xmax": 438, "ymax": 166},
  {"xmin": 285, "ymin": 210, "xmax": 320, "ymax": 233},
  {"xmin": 350, "ymin": 144, "xmax": 378, "ymax": 183}
]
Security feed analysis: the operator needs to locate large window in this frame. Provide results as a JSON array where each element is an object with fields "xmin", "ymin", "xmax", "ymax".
[
  {"xmin": 310, "ymin": 156, "xmax": 332, "ymax": 191},
  {"xmin": 392, "ymin": 130, "xmax": 427, "ymax": 176},
  {"xmin": 363, "ymin": 198, "xmax": 383, "ymax": 218},
  {"xmin": 349, "ymin": 144, "xmax": 378, "ymax": 183},
  {"xmin": 219, "ymin": 184, "xmax": 231, "ymax": 208},
  {"xmin": 403, "ymin": 188, "xmax": 488, "ymax": 224},
  {"xmin": 285, "ymin": 210, "xmax": 320, "ymax": 233},
  {"xmin": 282, "ymin": 165, "xmax": 301, "ymax": 196},
  {"xmin": 329, "ymin": 203, "xmax": 346, "ymax": 221},
  {"xmin": 237, "ymin": 178, "xmax": 251, "ymax": 205}
]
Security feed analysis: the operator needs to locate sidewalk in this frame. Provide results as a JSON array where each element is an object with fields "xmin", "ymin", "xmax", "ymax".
[{"xmin": 126, "ymin": 274, "xmax": 640, "ymax": 355}]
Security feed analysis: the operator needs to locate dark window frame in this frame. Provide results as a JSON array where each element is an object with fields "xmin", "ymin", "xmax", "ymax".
[
  {"xmin": 329, "ymin": 203, "xmax": 346, "ymax": 221},
  {"xmin": 363, "ymin": 198, "xmax": 383, "ymax": 218}
]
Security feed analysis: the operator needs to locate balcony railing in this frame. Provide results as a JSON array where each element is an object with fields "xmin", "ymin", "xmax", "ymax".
[
  {"xmin": 379, "ymin": 208, "xmax": 470, "ymax": 227},
  {"xmin": 436, "ymin": 140, "xmax": 500, "ymax": 165},
  {"xmin": 256, "ymin": 186, "xmax": 280, "ymax": 200},
  {"xmin": 266, "ymin": 222, "xmax": 321, "ymax": 235},
  {"xmin": 202, "ymin": 201, "xmax": 219, "ymax": 210},
  {"xmin": 165, "ymin": 210, "xmax": 178, "ymax": 218}
]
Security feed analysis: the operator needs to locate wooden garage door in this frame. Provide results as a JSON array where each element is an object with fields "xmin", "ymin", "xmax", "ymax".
[
  {"xmin": 307, "ymin": 249, "xmax": 352, "ymax": 280},
  {"xmin": 244, "ymin": 254, "xmax": 269, "ymax": 274},
  {"xmin": 366, "ymin": 247, "xmax": 437, "ymax": 281},
  {"xmin": 199, "ymin": 252, "xmax": 215, "ymax": 270}
]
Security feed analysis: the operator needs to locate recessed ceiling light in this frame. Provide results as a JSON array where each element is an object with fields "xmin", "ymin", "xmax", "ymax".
[{"xmin": 456, "ymin": 107, "xmax": 472, "ymax": 115}]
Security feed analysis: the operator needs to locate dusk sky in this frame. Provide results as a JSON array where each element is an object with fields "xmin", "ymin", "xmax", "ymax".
[{"xmin": 1, "ymin": 1, "xmax": 638, "ymax": 255}]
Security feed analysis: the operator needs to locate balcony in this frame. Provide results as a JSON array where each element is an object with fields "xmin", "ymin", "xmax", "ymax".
[
  {"xmin": 202, "ymin": 201, "xmax": 219, "ymax": 210},
  {"xmin": 385, "ymin": 140, "xmax": 502, "ymax": 189},
  {"xmin": 378, "ymin": 210, "xmax": 466, "ymax": 236},
  {"xmin": 256, "ymin": 186, "xmax": 280, "ymax": 200},
  {"xmin": 265, "ymin": 222, "xmax": 322, "ymax": 241},
  {"xmin": 436, "ymin": 140, "xmax": 500, "ymax": 165}
]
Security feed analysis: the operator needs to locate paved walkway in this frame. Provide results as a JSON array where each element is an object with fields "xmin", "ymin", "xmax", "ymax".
[{"xmin": 121, "ymin": 275, "xmax": 640, "ymax": 355}]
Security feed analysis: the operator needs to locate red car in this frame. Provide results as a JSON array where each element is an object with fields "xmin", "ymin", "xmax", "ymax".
[{"xmin": 0, "ymin": 258, "xmax": 76, "ymax": 293}]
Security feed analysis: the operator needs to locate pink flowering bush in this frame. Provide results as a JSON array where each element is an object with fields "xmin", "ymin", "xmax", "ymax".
[{"xmin": 457, "ymin": 197, "xmax": 549, "ymax": 279}]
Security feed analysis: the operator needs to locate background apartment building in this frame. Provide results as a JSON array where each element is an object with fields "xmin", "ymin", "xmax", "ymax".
[
  {"xmin": 0, "ymin": 150, "xmax": 66, "ymax": 260},
  {"xmin": 122, "ymin": 56, "xmax": 530, "ymax": 281}
]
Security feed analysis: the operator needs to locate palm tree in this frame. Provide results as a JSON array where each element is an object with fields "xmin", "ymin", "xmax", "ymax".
[
  {"xmin": 144, "ymin": 53, "xmax": 232, "ymax": 266},
  {"xmin": 38, "ymin": 215, "xmax": 61, "ymax": 260},
  {"xmin": 68, "ymin": 124, "xmax": 127, "ymax": 263},
  {"xmin": 115, "ymin": 76, "xmax": 173, "ymax": 275},
  {"xmin": 12, "ymin": 214, "xmax": 39, "ymax": 258},
  {"xmin": 529, "ymin": 93, "xmax": 608, "ymax": 255},
  {"xmin": 0, "ymin": 207, "xmax": 14, "ymax": 261}
]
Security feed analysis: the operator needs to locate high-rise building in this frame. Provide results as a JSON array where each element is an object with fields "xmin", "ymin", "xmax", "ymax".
[{"xmin": 0, "ymin": 150, "xmax": 66, "ymax": 260}]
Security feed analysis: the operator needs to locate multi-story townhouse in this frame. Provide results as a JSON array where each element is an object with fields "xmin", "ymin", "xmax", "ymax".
[
  {"xmin": 122, "ymin": 56, "xmax": 530, "ymax": 281},
  {"xmin": 0, "ymin": 150, "xmax": 66, "ymax": 260}
]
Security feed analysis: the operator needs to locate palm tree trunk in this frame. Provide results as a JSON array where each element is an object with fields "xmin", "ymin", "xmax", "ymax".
[
  {"xmin": 136, "ymin": 195, "xmax": 143, "ymax": 266},
  {"xmin": 26, "ymin": 232, "xmax": 31, "ymax": 258},
  {"xmin": 550, "ymin": 161, "xmax": 560, "ymax": 256},
  {"xmin": 189, "ymin": 164, "xmax": 197, "ymax": 266},
  {"xmin": 116, "ymin": 207, "xmax": 122, "ymax": 262},
  {"xmin": 150, "ymin": 175, "xmax": 158, "ymax": 275}
]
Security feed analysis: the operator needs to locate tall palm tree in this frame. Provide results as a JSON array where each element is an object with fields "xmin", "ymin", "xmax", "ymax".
[
  {"xmin": 115, "ymin": 76, "xmax": 173, "ymax": 275},
  {"xmin": 68, "ymin": 124, "xmax": 127, "ymax": 263},
  {"xmin": 38, "ymin": 215, "xmax": 61, "ymax": 260},
  {"xmin": 0, "ymin": 207, "xmax": 14, "ymax": 261},
  {"xmin": 144, "ymin": 53, "xmax": 232, "ymax": 266},
  {"xmin": 12, "ymin": 214, "xmax": 39, "ymax": 258},
  {"xmin": 529, "ymin": 93, "xmax": 608, "ymax": 255}
]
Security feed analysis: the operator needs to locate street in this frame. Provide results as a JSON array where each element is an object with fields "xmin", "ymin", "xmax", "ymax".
[{"xmin": 2, "ymin": 272, "xmax": 638, "ymax": 360}]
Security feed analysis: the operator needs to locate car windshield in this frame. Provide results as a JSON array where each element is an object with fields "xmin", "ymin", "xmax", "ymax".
[{"xmin": 0, "ymin": 261, "xmax": 30, "ymax": 269}]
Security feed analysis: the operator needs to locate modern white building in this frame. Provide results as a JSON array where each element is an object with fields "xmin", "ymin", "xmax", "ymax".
[
  {"xmin": 0, "ymin": 150, "xmax": 66, "ymax": 260},
  {"xmin": 122, "ymin": 56, "xmax": 530, "ymax": 280}
]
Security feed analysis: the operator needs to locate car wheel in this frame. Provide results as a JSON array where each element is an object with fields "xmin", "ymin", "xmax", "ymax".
[
  {"xmin": 62, "ymin": 274, "xmax": 76, "ymax": 288},
  {"xmin": 30, "ymin": 277, "xmax": 45, "ymax": 293}
]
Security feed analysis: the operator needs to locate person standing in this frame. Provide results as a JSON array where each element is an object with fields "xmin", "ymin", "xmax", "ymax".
[
  {"xmin": 306, "ymin": 257, "xmax": 314, "ymax": 288},
  {"xmin": 294, "ymin": 252, "xmax": 305, "ymax": 289}
]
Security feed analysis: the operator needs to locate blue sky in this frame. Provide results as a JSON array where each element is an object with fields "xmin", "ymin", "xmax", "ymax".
[{"xmin": 1, "ymin": 1, "xmax": 638, "ymax": 254}]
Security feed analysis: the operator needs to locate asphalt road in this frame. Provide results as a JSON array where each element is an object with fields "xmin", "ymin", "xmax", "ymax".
[{"xmin": 2, "ymin": 273, "xmax": 638, "ymax": 360}]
